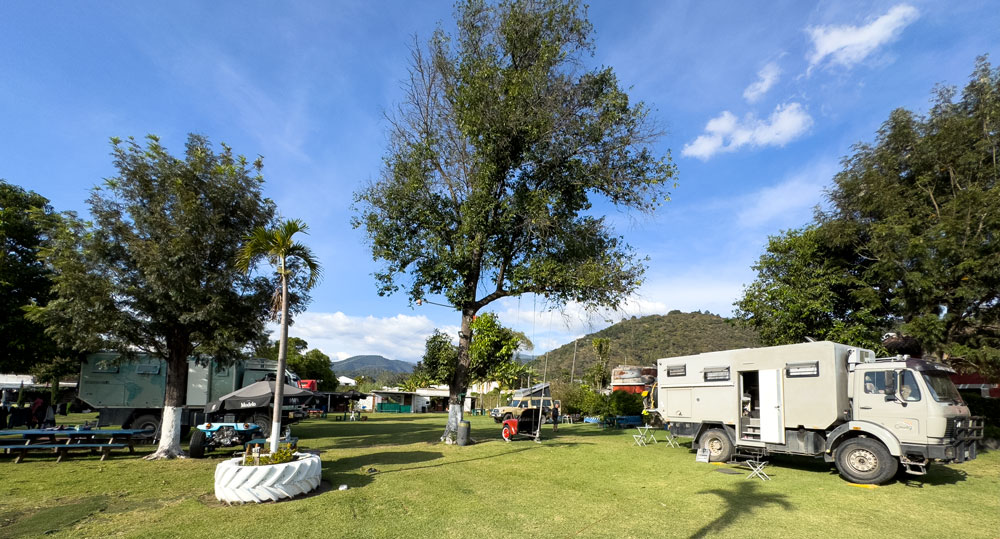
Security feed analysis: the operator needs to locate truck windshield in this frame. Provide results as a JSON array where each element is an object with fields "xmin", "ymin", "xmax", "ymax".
[{"xmin": 920, "ymin": 372, "xmax": 963, "ymax": 404}]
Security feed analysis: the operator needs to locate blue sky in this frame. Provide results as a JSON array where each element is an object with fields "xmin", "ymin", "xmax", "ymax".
[{"xmin": 2, "ymin": 1, "xmax": 998, "ymax": 363}]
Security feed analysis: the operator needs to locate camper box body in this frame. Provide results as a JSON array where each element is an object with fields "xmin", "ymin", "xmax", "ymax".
[
  {"xmin": 658, "ymin": 341, "xmax": 862, "ymax": 448},
  {"xmin": 79, "ymin": 353, "xmax": 283, "ymax": 432}
]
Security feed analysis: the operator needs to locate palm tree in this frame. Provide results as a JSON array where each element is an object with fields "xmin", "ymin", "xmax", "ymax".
[{"xmin": 237, "ymin": 219, "xmax": 321, "ymax": 452}]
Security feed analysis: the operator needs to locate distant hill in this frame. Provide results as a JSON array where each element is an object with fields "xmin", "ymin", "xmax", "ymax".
[
  {"xmin": 530, "ymin": 311, "xmax": 759, "ymax": 380},
  {"xmin": 332, "ymin": 355, "xmax": 414, "ymax": 378}
]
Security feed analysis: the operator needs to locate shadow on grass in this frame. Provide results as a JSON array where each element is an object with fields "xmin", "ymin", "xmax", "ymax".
[
  {"xmin": 0, "ymin": 495, "xmax": 108, "ymax": 538},
  {"xmin": 691, "ymin": 481, "xmax": 793, "ymax": 538},
  {"xmin": 898, "ymin": 465, "xmax": 968, "ymax": 487}
]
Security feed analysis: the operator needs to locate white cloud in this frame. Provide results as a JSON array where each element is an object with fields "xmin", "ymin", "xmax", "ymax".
[
  {"xmin": 682, "ymin": 103, "xmax": 813, "ymax": 160},
  {"xmin": 743, "ymin": 62, "xmax": 781, "ymax": 103},
  {"xmin": 806, "ymin": 4, "xmax": 919, "ymax": 70},
  {"xmin": 736, "ymin": 161, "xmax": 837, "ymax": 229},
  {"xmin": 279, "ymin": 312, "xmax": 460, "ymax": 363}
]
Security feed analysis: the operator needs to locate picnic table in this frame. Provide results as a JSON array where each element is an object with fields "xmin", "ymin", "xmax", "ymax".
[{"xmin": 0, "ymin": 428, "xmax": 153, "ymax": 463}]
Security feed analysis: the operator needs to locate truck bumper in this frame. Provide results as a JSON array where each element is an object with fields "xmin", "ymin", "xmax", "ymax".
[{"xmin": 901, "ymin": 416, "xmax": 984, "ymax": 463}]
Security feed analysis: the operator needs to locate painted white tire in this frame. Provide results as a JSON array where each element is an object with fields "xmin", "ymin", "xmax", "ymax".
[{"xmin": 214, "ymin": 452, "xmax": 321, "ymax": 504}]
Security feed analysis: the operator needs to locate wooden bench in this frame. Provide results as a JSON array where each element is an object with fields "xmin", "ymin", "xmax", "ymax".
[{"xmin": 0, "ymin": 443, "xmax": 128, "ymax": 463}]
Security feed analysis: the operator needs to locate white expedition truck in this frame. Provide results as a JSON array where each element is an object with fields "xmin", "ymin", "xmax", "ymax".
[{"xmin": 650, "ymin": 341, "xmax": 983, "ymax": 484}]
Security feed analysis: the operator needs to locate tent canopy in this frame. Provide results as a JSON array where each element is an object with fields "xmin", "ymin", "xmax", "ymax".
[{"xmin": 205, "ymin": 380, "xmax": 314, "ymax": 414}]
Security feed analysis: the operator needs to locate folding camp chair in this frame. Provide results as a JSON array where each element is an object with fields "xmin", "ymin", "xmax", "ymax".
[
  {"xmin": 745, "ymin": 459, "xmax": 770, "ymax": 481},
  {"xmin": 661, "ymin": 428, "xmax": 680, "ymax": 448}
]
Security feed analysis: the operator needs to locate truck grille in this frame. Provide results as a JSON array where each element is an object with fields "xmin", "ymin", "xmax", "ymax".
[
  {"xmin": 944, "ymin": 418, "xmax": 956, "ymax": 438},
  {"xmin": 946, "ymin": 417, "xmax": 985, "ymax": 441}
]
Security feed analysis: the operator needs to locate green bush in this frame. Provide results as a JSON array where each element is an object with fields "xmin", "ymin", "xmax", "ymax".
[
  {"xmin": 960, "ymin": 392, "xmax": 1000, "ymax": 426},
  {"xmin": 553, "ymin": 382, "xmax": 588, "ymax": 415},
  {"xmin": 609, "ymin": 390, "xmax": 643, "ymax": 416},
  {"xmin": 581, "ymin": 390, "xmax": 610, "ymax": 418},
  {"xmin": 242, "ymin": 447, "xmax": 296, "ymax": 466}
]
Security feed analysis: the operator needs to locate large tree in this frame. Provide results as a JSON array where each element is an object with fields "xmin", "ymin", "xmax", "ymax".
[
  {"xmin": 353, "ymin": 0, "xmax": 675, "ymax": 442},
  {"xmin": 29, "ymin": 134, "xmax": 276, "ymax": 458},
  {"xmin": 736, "ymin": 57, "xmax": 1000, "ymax": 379},
  {"xmin": 0, "ymin": 181, "xmax": 58, "ymax": 373},
  {"xmin": 734, "ymin": 225, "xmax": 892, "ymax": 352}
]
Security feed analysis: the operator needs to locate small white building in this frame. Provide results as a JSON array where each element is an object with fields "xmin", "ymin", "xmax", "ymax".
[
  {"xmin": 337, "ymin": 375, "xmax": 356, "ymax": 387},
  {"xmin": 370, "ymin": 383, "xmax": 497, "ymax": 413}
]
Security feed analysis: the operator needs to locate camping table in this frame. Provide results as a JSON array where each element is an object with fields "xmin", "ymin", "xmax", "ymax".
[
  {"xmin": 632, "ymin": 425, "xmax": 657, "ymax": 446},
  {"xmin": 0, "ymin": 428, "xmax": 153, "ymax": 463}
]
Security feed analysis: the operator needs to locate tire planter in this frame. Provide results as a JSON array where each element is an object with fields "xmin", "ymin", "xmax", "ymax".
[{"xmin": 215, "ymin": 452, "xmax": 321, "ymax": 504}]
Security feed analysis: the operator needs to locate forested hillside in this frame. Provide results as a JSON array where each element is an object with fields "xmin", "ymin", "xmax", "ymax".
[{"xmin": 532, "ymin": 311, "xmax": 759, "ymax": 381}]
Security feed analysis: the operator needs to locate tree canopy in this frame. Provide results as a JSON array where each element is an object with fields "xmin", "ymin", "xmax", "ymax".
[
  {"xmin": 29, "ymin": 134, "xmax": 277, "ymax": 457},
  {"xmin": 736, "ymin": 57, "xmax": 1000, "ymax": 379},
  {"xmin": 256, "ymin": 337, "xmax": 339, "ymax": 392},
  {"xmin": 353, "ymin": 0, "xmax": 675, "ymax": 441},
  {"xmin": 0, "ymin": 180, "xmax": 58, "ymax": 373},
  {"xmin": 413, "ymin": 313, "xmax": 527, "ymax": 388}
]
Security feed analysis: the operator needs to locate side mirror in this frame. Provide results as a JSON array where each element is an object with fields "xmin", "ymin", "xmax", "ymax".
[{"xmin": 884, "ymin": 394, "xmax": 897, "ymax": 402}]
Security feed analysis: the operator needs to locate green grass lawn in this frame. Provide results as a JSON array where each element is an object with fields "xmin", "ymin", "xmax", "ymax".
[{"xmin": 2, "ymin": 413, "xmax": 999, "ymax": 538}]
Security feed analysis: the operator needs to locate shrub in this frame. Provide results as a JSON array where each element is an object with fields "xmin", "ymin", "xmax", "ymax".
[
  {"xmin": 242, "ymin": 447, "xmax": 296, "ymax": 466},
  {"xmin": 960, "ymin": 392, "xmax": 1000, "ymax": 427},
  {"xmin": 581, "ymin": 390, "xmax": 610, "ymax": 419},
  {"xmin": 609, "ymin": 390, "xmax": 643, "ymax": 416}
]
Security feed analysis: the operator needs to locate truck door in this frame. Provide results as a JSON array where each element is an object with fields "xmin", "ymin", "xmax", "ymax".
[
  {"xmin": 854, "ymin": 369, "xmax": 923, "ymax": 442},
  {"xmin": 759, "ymin": 369, "xmax": 785, "ymax": 444}
]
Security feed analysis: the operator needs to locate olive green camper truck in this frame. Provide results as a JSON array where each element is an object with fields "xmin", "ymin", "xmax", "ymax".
[
  {"xmin": 78, "ymin": 353, "xmax": 293, "ymax": 435},
  {"xmin": 651, "ymin": 341, "xmax": 983, "ymax": 484}
]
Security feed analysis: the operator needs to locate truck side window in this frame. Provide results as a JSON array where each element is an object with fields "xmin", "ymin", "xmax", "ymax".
[
  {"xmin": 863, "ymin": 371, "xmax": 895, "ymax": 394},
  {"xmin": 899, "ymin": 371, "xmax": 921, "ymax": 402}
]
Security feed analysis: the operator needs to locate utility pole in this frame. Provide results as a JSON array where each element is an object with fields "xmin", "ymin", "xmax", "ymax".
[{"xmin": 570, "ymin": 339, "xmax": 578, "ymax": 383}]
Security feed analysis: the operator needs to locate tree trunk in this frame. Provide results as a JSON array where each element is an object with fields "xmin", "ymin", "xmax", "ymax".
[
  {"xmin": 146, "ymin": 350, "xmax": 189, "ymax": 460},
  {"xmin": 441, "ymin": 308, "xmax": 475, "ymax": 443},
  {"xmin": 270, "ymin": 272, "xmax": 290, "ymax": 452}
]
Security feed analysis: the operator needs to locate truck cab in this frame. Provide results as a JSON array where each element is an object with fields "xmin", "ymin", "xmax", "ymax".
[{"xmin": 850, "ymin": 358, "xmax": 979, "ymax": 469}]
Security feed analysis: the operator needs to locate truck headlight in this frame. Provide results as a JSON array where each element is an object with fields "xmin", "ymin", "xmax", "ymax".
[{"xmin": 945, "ymin": 446, "xmax": 956, "ymax": 459}]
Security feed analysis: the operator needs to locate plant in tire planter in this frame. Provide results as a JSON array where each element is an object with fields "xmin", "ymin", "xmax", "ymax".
[{"xmin": 214, "ymin": 451, "xmax": 321, "ymax": 504}]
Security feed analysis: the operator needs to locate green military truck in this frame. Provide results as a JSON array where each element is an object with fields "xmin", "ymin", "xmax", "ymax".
[{"xmin": 78, "ymin": 352, "xmax": 296, "ymax": 436}]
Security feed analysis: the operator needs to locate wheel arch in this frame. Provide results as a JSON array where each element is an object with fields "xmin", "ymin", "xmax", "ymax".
[
  {"xmin": 826, "ymin": 421, "xmax": 902, "ymax": 457},
  {"xmin": 692, "ymin": 422, "xmax": 736, "ymax": 446}
]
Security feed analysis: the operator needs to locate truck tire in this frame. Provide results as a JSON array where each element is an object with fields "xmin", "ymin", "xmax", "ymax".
[
  {"xmin": 189, "ymin": 429, "xmax": 206, "ymax": 459},
  {"xmin": 131, "ymin": 414, "xmax": 161, "ymax": 440},
  {"xmin": 835, "ymin": 437, "xmax": 898, "ymax": 485},
  {"xmin": 701, "ymin": 428, "xmax": 733, "ymax": 462},
  {"xmin": 249, "ymin": 414, "xmax": 271, "ymax": 437}
]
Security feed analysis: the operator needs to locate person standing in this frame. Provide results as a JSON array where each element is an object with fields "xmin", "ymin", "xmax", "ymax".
[{"xmin": 552, "ymin": 403, "xmax": 560, "ymax": 432}]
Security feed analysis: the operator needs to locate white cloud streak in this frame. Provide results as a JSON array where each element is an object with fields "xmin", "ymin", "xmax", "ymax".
[
  {"xmin": 682, "ymin": 103, "xmax": 813, "ymax": 160},
  {"xmin": 807, "ymin": 4, "xmax": 919, "ymax": 70},
  {"xmin": 735, "ymin": 161, "xmax": 837, "ymax": 229},
  {"xmin": 281, "ymin": 312, "xmax": 460, "ymax": 363},
  {"xmin": 743, "ymin": 62, "xmax": 781, "ymax": 103}
]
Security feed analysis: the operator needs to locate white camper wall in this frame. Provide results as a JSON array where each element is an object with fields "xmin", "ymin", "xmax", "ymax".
[{"xmin": 656, "ymin": 342, "xmax": 862, "ymax": 431}]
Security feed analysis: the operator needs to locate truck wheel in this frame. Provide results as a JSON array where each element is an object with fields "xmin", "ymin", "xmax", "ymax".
[
  {"xmin": 131, "ymin": 414, "xmax": 161, "ymax": 439},
  {"xmin": 189, "ymin": 429, "xmax": 206, "ymax": 458},
  {"xmin": 701, "ymin": 428, "xmax": 733, "ymax": 462},
  {"xmin": 835, "ymin": 437, "xmax": 898, "ymax": 484},
  {"xmin": 250, "ymin": 414, "xmax": 271, "ymax": 437}
]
